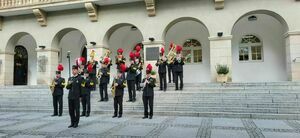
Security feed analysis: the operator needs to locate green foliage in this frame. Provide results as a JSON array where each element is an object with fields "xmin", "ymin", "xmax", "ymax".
[
  {"xmin": 216, "ymin": 64, "xmax": 229, "ymax": 75},
  {"xmin": 150, "ymin": 70, "xmax": 156, "ymax": 75}
]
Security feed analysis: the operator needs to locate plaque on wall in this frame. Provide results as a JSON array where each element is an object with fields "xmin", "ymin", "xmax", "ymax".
[
  {"xmin": 38, "ymin": 55, "xmax": 48, "ymax": 72},
  {"xmin": 146, "ymin": 47, "xmax": 159, "ymax": 61}
]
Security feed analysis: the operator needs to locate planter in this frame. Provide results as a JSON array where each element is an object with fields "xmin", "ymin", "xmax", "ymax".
[{"xmin": 217, "ymin": 74, "xmax": 228, "ymax": 83}]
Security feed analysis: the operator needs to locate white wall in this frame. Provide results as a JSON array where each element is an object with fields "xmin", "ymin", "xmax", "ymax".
[
  {"xmin": 165, "ymin": 20, "xmax": 210, "ymax": 83},
  {"xmin": 16, "ymin": 35, "xmax": 37, "ymax": 85},
  {"xmin": 232, "ymin": 14, "xmax": 287, "ymax": 82}
]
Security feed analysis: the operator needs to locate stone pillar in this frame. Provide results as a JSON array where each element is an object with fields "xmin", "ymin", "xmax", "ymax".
[
  {"xmin": 285, "ymin": 31, "xmax": 300, "ymax": 81},
  {"xmin": 209, "ymin": 36, "xmax": 232, "ymax": 82},
  {"xmin": 142, "ymin": 41, "xmax": 164, "ymax": 78},
  {"xmin": 0, "ymin": 51, "xmax": 14, "ymax": 85},
  {"xmin": 36, "ymin": 48, "xmax": 59, "ymax": 85}
]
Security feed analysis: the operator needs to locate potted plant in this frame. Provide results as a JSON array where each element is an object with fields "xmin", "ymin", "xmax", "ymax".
[{"xmin": 216, "ymin": 64, "xmax": 229, "ymax": 83}]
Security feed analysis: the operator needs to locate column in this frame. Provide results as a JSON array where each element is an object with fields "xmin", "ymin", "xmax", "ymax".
[
  {"xmin": 209, "ymin": 35, "xmax": 232, "ymax": 82},
  {"xmin": 36, "ymin": 47, "xmax": 59, "ymax": 85},
  {"xmin": 0, "ymin": 51, "xmax": 14, "ymax": 85},
  {"xmin": 285, "ymin": 31, "xmax": 300, "ymax": 81}
]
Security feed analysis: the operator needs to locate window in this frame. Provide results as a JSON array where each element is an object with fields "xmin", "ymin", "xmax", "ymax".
[
  {"xmin": 183, "ymin": 39, "xmax": 202, "ymax": 63},
  {"xmin": 239, "ymin": 35, "xmax": 263, "ymax": 61}
]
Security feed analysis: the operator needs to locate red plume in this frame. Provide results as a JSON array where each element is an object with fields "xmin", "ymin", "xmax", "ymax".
[
  {"xmin": 57, "ymin": 64, "xmax": 64, "ymax": 71},
  {"xmin": 87, "ymin": 64, "xmax": 93, "ymax": 73},
  {"xmin": 129, "ymin": 51, "xmax": 135, "ymax": 59},
  {"xmin": 135, "ymin": 52, "xmax": 140, "ymax": 58},
  {"xmin": 176, "ymin": 45, "xmax": 182, "ymax": 52},
  {"xmin": 135, "ymin": 45, "xmax": 141, "ymax": 52},
  {"xmin": 103, "ymin": 57, "xmax": 110, "ymax": 64},
  {"xmin": 80, "ymin": 57, "xmax": 86, "ymax": 65},
  {"xmin": 146, "ymin": 64, "xmax": 152, "ymax": 71},
  {"xmin": 120, "ymin": 64, "xmax": 126, "ymax": 73},
  {"xmin": 117, "ymin": 48, "xmax": 123, "ymax": 54},
  {"xmin": 160, "ymin": 47, "xmax": 165, "ymax": 55},
  {"xmin": 169, "ymin": 42, "xmax": 174, "ymax": 50}
]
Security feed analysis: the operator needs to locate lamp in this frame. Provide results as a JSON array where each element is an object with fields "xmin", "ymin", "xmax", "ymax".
[
  {"xmin": 217, "ymin": 32, "xmax": 223, "ymax": 37},
  {"xmin": 39, "ymin": 45, "xmax": 46, "ymax": 49},
  {"xmin": 90, "ymin": 42, "xmax": 96, "ymax": 46},
  {"xmin": 149, "ymin": 37, "xmax": 155, "ymax": 42}
]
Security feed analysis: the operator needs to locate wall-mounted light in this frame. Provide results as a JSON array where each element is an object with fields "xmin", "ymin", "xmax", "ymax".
[
  {"xmin": 248, "ymin": 15, "xmax": 257, "ymax": 21},
  {"xmin": 217, "ymin": 32, "xmax": 223, "ymax": 37},
  {"xmin": 131, "ymin": 26, "xmax": 137, "ymax": 31},
  {"xmin": 149, "ymin": 37, "xmax": 155, "ymax": 42},
  {"xmin": 90, "ymin": 42, "xmax": 96, "ymax": 46},
  {"xmin": 39, "ymin": 45, "xmax": 46, "ymax": 49}
]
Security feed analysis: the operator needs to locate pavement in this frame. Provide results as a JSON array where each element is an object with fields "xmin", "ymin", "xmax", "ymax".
[{"xmin": 0, "ymin": 111, "xmax": 300, "ymax": 138}]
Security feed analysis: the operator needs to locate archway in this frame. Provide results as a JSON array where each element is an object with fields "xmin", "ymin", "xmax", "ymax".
[
  {"xmin": 52, "ymin": 28, "xmax": 87, "ymax": 79},
  {"xmin": 6, "ymin": 32, "xmax": 37, "ymax": 85},
  {"xmin": 231, "ymin": 10, "xmax": 289, "ymax": 82},
  {"xmin": 103, "ymin": 23, "xmax": 144, "ymax": 80},
  {"xmin": 163, "ymin": 17, "xmax": 211, "ymax": 83}
]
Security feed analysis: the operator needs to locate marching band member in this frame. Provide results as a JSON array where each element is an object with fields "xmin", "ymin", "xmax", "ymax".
[
  {"xmin": 167, "ymin": 43, "xmax": 175, "ymax": 83},
  {"xmin": 51, "ymin": 64, "xmax": 65, "ymax": 117},
  {"xmin": 80, "ymin": 69, "xmax": 94, "ymax": 117},
  {"xmin": 173, "ymin": 45, "xmax": 185, "ymax": 90},
  {"xmin": 98, "ymin": 57, "xmax": 111, "ymax": 102},
  {"xmin": 126, "ymin": 51, "xmax": 138, "ymax": 102},
  {"xmin": 66, "ymin": 65, "xmax": 83, "ymax": 128},
  {"xmin": 135, "ymin": 51, "xmax": 143, "ymax": 91},
  {"xmin": 111, "ymin": 64, "xmax": 127, "ymax": 118},
  {"xmin": 76, "ymin": 57, "xmax": 86, "ymax": 76},
  {"xmin": 142, "ymin": 64, "xmax": 156, "ymax": 119},
  {"xmin": 155, "ymin": 47, "xmax": 167, "ymax": 91},
  {"xmin": 87, "ymin": 50, "xmax": 98, "ymax": 91}
]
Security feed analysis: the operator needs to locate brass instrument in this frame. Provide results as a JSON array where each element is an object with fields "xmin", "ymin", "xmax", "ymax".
[
  {"xmin": 49, "ymin": 78, "xmax": 56, "ymax": 93},
  {"xmin": 100, "ymin": 49, "xmax": 112, "ymax": 63},
  {"xmin": 167, "ymin": 44, "xmax": 177, "ymax": 64},
  {"xmin": 111, "ymin": 79, "xmax": 116, "ymax": 98}
]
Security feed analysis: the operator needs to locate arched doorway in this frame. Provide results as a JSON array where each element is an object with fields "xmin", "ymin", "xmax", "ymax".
[
  {"xmin": 231, "ymin": 10, "xmax": 289, "ymax": 82},
  {"xmin": 52, "ymin": 28, "xmax": 87, "ymax": 79},
  {"xmin": 163, "ymin": 17, "xmax": 210, "ymax": 83},
  {"xmin": 6, "ymin": 32, "xmax": 37, "ymax": 85},
  {"xmin": 13, "ymin": 45, "xmax": 28, "ymax": 85},
  {"xmin": 103, "ymin": 23, "xmax": 144, "ymax": 81}
]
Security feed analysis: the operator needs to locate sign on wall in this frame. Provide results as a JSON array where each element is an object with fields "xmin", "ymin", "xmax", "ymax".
[
  {"xmin": 145, "ymin": 47, "xmax": 159, "ymax": 61},
  {"xmin": 38, "ymin": 55, "xmax": 48, "ymax": 72}
]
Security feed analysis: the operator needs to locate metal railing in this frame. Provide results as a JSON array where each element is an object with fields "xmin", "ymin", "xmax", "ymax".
[{"xmin": 0, "ymin": 0, "xmax": 72, "ymax": 9}]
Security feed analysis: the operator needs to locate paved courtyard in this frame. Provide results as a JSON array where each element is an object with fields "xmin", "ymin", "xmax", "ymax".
[{"xmin": 0, "ymin": 112, "xmax": 300, "ymax": 138}]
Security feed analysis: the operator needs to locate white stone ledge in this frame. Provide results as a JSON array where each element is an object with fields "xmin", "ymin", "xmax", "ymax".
[
  {"xmin": 209, "ymin": 35, "xmax": 233, "ymax": 41},
  {"xmin": 284, "ymin": 30, "xmax": 300, "ymax": 38}
]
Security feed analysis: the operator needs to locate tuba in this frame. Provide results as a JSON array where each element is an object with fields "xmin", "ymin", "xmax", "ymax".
[{"xmin": 167, "ymin": 44, "xmax": 177, "ymax": 64}]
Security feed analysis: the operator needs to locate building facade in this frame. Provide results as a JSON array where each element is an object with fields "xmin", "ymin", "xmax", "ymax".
[{"xmin": 0, "ymin": 0, "xmax": 299, "ymax": 85}]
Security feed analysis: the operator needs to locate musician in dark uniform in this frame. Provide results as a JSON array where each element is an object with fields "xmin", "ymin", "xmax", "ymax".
[
  {"xmin": 51, "ymin": 64, "xmax": 65, "ymax": 117},
  {"xmin": 98, "ymin": 57, "xmax": 110, "ymax": 102},
  {"xmin": 155, "ymin": 47, "xmax": 167, "ymax": 91},
  {"xmin": 115, "ymin": 48, "xmax": 126, "ymax": 79},
  {"xmin": 87, "ymin": 50, "xmax": 98, "ymax": 90},
  {"xmin": 66, "ymin": 65, "xmax": 83, "ymax": 128},
  {"xmin": 173, "ymin": 46, "xmax": 185, "ymax": 90},
  {"xmin": 126, "ymin": 52, "xmax": 138, "ymax": 102},
  {"xmin": 167, "ymin": 43, "xmax": 175, "ymax": 83},
  {"xmin": 112, "ymin": 64, "xmax": 126, "ymax": 118},
  {"xmin": 80, "ymin": 69, "xmax": 94, "ymax": 117},
  {"xmin": 142, "ymin": 64, "xmax": 156, "ymax": 119},
  {"xmin": 135, "ymin": 51, "xmax": 143, "ymax": 91}
]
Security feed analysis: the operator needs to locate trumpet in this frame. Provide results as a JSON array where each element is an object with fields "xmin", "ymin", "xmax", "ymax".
[{"xmin": 167, "ymin": 44, "xmax": 177, "ymax": 64}]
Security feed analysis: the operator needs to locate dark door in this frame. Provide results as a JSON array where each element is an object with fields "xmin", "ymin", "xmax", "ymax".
[{"xmin": 13, "ymin": 45, "xmax": 28, "ymax": 85}]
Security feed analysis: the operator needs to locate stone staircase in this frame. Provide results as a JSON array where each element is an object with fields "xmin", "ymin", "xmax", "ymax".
[{"xmin": 0, "ymin": 82, "xmax": 300, "ymax": 120}]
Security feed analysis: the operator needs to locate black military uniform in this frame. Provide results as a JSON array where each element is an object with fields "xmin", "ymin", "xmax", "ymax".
[
  {"xmin": 142, "ymin": 69, "xmax": 156, "ymax": 119},
  {"xmin": 112, "ymin": 73, "xmax": 126, "ymax": 118},
  {"xmin": 156, "ymin": 56, "xmax": 167, "ymax": 91},
  {"xmin": 126, "ymin": 62, "xmax": 138, "ymax": 102},
  {"xmin": 80, "ymin": 69, "xmax": 94, "ymax": 117},
  {"xmin": 66, "ymin": 65, "xmax": 83, "ymax": 128},
  {"xmin": 99, "ymin": 66, "xmax": 110, "ymax": 101},
  {"xmin": 115, "ymin": 53, "xmax": 126, "ymax": 80},
  {"xmin": 88, "ymin": 61, "xmax": 98, "ymax": 90},
  {"xmin": 167, "ymin": 63, "xmax": 174, "ymax": 83},
  {"xmin": 52, "ymin": 71, "xmax": 65, "ymax": 116},
  {"xmin": 135, "ymin": 58, "xmax": 143, "ymax": 91},
  {"xmin": 173, "ymin": 56, "xmax": 184, "ymax": 90}
]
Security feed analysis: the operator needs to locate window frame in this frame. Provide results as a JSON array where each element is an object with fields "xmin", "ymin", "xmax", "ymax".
[
  {"xmin": 239, "ymin": 35, "xmax": 264, "ymax": 63},
  {"xmin": 182, "ymin": 39, "xmax": 202, "ymax": 64}
]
